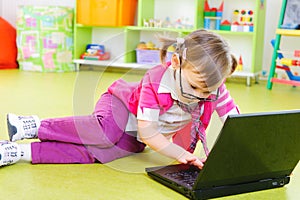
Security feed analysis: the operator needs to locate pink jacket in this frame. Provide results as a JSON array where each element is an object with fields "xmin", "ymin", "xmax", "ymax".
[{"xmin": 108, "ymin": 63, "xmax": 239, "ymax": 151}]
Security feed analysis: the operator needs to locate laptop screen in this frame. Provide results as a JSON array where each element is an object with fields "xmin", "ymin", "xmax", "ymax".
[{"xmin": 195, "ymin": 110, "xmax": 300, "ymax": 189}]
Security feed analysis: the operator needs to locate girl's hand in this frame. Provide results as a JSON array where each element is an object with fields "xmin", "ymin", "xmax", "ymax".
[
  {"xmin": 177, "ymin": 153, "xmax": 204, "ymax": 169},
  {"xmin": 137, "ymin": 120, "xmax": 206, "ymax": 169}
]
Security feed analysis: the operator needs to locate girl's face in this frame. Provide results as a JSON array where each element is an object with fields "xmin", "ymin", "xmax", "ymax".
[{"xmin": 174, "ymin": 63, "xmax": 220, "ymax": 104}]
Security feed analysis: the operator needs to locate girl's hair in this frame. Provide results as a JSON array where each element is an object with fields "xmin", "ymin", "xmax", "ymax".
[{"xmin": 158, "ymin": 29, "xmax": 237, "ymax": 89}]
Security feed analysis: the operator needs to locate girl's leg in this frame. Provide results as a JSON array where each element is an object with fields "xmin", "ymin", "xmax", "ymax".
[
  {"xmin": 4, "ymin": 92, "xmax": 144, "ymax": 165},
  {"xmin": 1, "ymin": 133, "xmax": 145, "ymax": 165},
  {"xmin": 31, "ymin": 141, "xmax": 95, "ymax": 164},
  {"xmin": 31, "ymin": 92, "xmax": 144, "ymax": 164},
  {"xmin": 88, "ymin": 132, "xmax": 145, "ymax": 163},
  {"xmin": 31, "ymin": 133, "xmax": 145, "ymax": 164},
  {"xmin": 1, "ymin": 132, "xmax": 144, "ymax": 165},
  {"xmin": 38, "ymin": 115, "xmax": 117, "ymax": 147},
  {"xmin": 0, "ymin": 140, "xmax": 95, "ymax": 166},
  {"xmin": 38, "ymin": 92, "xmax": 129, "ymax": 148}
]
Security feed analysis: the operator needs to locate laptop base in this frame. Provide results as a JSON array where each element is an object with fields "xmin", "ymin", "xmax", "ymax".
[{"xmin": 147, "ymin": 170, "xmax": 290, "ymax": 200}]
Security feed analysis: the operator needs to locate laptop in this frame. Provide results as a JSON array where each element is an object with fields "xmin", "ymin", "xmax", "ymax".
[{"xmin": 146, "ymin": 110, "xmax": 300, "ymax": 200}]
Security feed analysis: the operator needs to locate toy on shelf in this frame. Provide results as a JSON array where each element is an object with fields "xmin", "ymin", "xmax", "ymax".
[
  {"xmin": 80, "ymin": 44, "xmax": 110, "ymax": 60},
  {"xmin": 204, "ymin": 0, "xmax": 223, "ymax": 17},
  {"xmin": 220, "ymin": 20, "xmax": 231, "ymax": 31},
  {"xmin": 231, "ymin": 9, "xmax": 254, "ymax": 32},
  {"xmin": 174, "ymin": 18, "xmax": 193, "ymax": 29},
  {"xmin": 203, "ymin": 1, "xmax": 255, "ymax": 33},
  {"xmin": 204, "ymin": 0, "xmax": 224, "ymax": 30},
  {"xmin": 236, "ymin": 55, "xmax": 244, "ymax": 71},
  {"xmin": 143, "ymin": 19, "xmax": 162, "ymax": 28},
  {"xmin": 143, "ymin": 17, "xmax": 193, "ymax": 29},
  {"xmin": 136, "ymin": 41, "xmax": 159, "ymax": 50}
]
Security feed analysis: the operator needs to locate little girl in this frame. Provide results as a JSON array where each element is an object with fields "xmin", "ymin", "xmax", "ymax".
[{"xmin": 0, "ymin": 29, "xmax": 239, "ymax": 169}]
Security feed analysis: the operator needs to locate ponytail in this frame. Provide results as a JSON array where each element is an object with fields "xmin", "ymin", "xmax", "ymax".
[
  {"xmin": 230, "ymin": 54, "xmax": 238, "ymax": 75},
  {"xmin": 157, "ymin": 35, "xmax": 176, "ymax": 65}
]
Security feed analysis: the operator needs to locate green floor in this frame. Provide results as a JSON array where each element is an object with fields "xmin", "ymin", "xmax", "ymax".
[{"xmin": 0, "ymin": 69, "xmax": 300, "ymax": 200}]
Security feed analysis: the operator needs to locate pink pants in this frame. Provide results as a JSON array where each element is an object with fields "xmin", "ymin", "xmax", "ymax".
[{"xmin": 31, "ymin": 92, "xmax": 145, "ymax": 164}]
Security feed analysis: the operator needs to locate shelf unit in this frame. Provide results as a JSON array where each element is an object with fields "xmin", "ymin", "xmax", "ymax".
[
  {"xmin": 73, "ymin": 59, "xmax": 152, "ymax": 70},
  {"xmin": 266, "ymin": 0, "xmax": 300, "ymax": 90},
  {"xmin": 74, "ymin": 0, "xmax": 266, "ymax": 85}
]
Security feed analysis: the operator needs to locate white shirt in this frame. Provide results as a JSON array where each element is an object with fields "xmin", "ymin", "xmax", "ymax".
[{"xmin": 125, "ymin": 67, "xmax": 191, "ymax": 134}]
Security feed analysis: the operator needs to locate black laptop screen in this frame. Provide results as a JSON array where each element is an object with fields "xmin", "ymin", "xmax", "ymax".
[{"xmin": 195, "ymin": 110, "xmax": 300, "ymax": 189}]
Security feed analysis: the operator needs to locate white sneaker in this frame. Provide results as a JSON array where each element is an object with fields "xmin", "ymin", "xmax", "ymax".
[
  {"xmin": 0, "ymin": 140, "xmax": 21, "ymax": 166},
  {"xmin": 7, "ymin": 113, "xmax": 41, "ymax": 142}
]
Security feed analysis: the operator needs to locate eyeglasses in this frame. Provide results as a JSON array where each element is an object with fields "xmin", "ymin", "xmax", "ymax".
[{"xmin": 179, "ymin": 66, "xmax": 219, "ymax": 102}]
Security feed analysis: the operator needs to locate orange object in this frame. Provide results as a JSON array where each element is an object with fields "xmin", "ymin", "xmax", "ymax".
[
  {"xmin": 0, "ymin": 17, "xmax": 18, "ymax": 69},
  {"xmin": 236, "ymin": 55, "xmax": 243, "ymax": 71},
  {"xmin": 77, "ymin": 0, "xmax": 137, "ymax": 26}
]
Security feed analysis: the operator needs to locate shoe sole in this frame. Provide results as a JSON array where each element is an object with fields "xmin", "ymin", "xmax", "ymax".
[{"xmin": 6, "ymin": 114, "xmax": 18, "ymax": 142}]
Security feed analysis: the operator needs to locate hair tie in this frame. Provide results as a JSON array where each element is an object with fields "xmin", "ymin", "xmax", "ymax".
[
  {"xmin": 182, "ymin": 48, "xmax": 187, "ymax": 60},
  {"xmin": 176, "ymin": 38, "xmax": 187, "ymax": 60},
  {"xmin": 176, "ymin": 38, "xmax": 185, "ymax": 45}
]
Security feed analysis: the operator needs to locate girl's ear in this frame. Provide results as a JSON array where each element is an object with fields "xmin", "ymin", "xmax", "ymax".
[{"xmin": 171, "ymin": 53, "xmax": 180, "ymax": 69}]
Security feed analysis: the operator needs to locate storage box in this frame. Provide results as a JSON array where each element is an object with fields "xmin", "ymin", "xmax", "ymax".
[
  {"xmin": 77, "ymin": 0, "xmax": 137, "ymax": 26},
  {"xmin": 136, "ymin": 49, "xmax": 173, "ymax": 64},
  {"xmin": 16, "ymin": 6, "xmax": 75, "ymax": 72}
]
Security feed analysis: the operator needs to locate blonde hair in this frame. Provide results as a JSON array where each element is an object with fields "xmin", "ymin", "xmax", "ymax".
[{"xmin": 158, "ymin": 29, "xmax": 237, "ymax": 89}]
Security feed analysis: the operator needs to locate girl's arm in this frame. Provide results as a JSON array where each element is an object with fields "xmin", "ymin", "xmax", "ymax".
[
  {"xmin": 138, "ymin": 119, "xmax": 204, "ymax": 169},
  {"xmin": 215, "ymin": 83, "xmax": 240, "ymax": 123}
]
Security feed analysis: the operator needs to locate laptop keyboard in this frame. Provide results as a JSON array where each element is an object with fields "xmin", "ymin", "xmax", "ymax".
[{"xmin": 165, "ymin": 167, "xmax": 200, "ymax": 187}]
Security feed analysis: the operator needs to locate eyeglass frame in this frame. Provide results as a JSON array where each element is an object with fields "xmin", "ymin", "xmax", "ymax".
[{"xmin": 178, "ymin": 64, "xmax": 220, "ymax": 102}]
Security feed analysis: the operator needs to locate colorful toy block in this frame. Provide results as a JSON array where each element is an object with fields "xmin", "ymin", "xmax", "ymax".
[
  {"xmin": 220, "ymin": 20, "xmax": 231, "ymax": 31},
  {"xmin": 204, "ymin": 0, "xmax": 224, "ymax": 17},
  {"xmin": 204, "ymin": 0, "xmax": 224, "ymax": 30}
]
